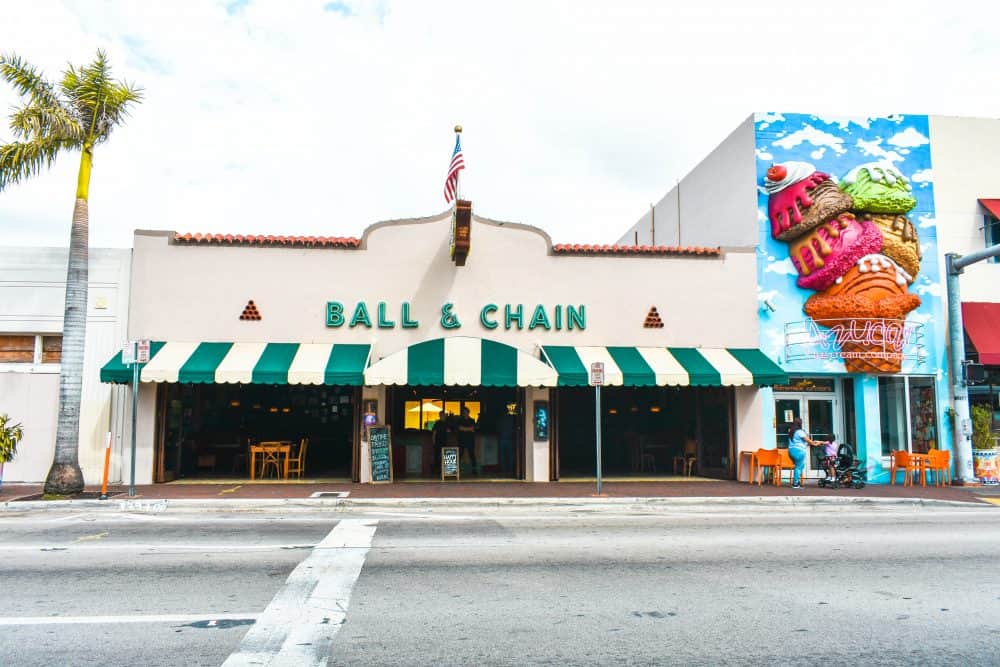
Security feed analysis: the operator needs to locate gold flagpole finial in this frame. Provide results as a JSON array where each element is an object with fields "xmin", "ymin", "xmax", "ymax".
[{"xmin": 454, "ymin": 124, "xmax": 462, "ymax": 133}]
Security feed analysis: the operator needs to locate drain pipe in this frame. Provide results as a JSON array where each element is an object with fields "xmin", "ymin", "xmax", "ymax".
[{"xmin": 946, "ymin": 243, "xmax": 1000, "ymax": 483}]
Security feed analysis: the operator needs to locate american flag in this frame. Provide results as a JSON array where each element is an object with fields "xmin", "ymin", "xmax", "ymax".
[{"xmin": 443, "ymin": 134, "xmax": 465, "ymax": 204}]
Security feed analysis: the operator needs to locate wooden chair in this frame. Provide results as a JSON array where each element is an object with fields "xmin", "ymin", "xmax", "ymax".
[
  {"xmin": 287, "ymin": 438, "xmax": 309, "ymax": 480},
  {"xmin": 753, "ymin": 449, "xmax": 781, "ymax": 486},
  {"xmin": 258, "ymin": 444, "xmax": 283, "ymax": 479},
  {"xmin": 926, "ymin": 449, "xmax": 951, "ymax": 487},
  {"xmin": 673, "ymin": 439, "xmax": 698, "ymax": 477},
  {"xmin": 888, "ymin": 450, "xmax": 919, "ymax": 486}
]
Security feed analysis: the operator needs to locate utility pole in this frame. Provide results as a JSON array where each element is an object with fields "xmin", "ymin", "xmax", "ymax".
[{"xmin": 946, "ymin": 244, "xmax": 1000, "ymax": 483}]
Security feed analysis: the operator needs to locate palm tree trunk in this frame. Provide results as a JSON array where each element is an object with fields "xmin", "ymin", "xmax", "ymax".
[{"xmin": 44, "ymin": 147, "xmax": 92, "ymax": 495}]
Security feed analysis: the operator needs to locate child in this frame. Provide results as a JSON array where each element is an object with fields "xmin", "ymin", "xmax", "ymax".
[{"xmin": 822, "ymin": 435, "xmax": 839, "ymax": 482}]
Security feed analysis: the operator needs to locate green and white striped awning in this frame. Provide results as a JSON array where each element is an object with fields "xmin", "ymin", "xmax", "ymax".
[
  {"xmin": 540, "ymin": 346, "xmax": 787, "ymax": 387},
  {"xmin": 364, "ymin": 337, "xmax": 558, "ymax": 387},
  {"xmin": 100, "ymin": 342, "xmax": 372, "ymax": 385}
]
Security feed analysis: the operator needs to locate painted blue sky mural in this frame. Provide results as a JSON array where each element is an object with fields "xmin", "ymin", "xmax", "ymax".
[{"xmin": 754, "ymin": 113, "xmax": 944, "ymax": 378}]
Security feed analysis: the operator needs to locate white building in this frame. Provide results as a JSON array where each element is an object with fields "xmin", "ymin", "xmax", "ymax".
[{"xmin": 0, "ymin": 247, "xmax": 131, "ymax": 483}]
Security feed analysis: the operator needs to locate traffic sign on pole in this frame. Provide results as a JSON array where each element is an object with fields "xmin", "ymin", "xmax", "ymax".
[
  {"xmin": 136, "ymin": 339, "xmax": 150, "ymax": 363},
  {"xmin": 589, "ymin": 362, "xmax": 605, "ymax": 387}
]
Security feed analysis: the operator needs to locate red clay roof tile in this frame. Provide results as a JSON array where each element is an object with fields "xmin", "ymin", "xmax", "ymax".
[
  {"xmin": 551, "ymin": 243, "xmax": 719, "ymax": 257},
  {"xmin": 174, "ymin": 233, "xmax": 361, "ymax": 248}
]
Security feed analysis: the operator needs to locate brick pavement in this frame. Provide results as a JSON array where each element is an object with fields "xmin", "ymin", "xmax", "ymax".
[{"xmin": 2, "ymin": 479, "xmax": 997, "ymax": 504}]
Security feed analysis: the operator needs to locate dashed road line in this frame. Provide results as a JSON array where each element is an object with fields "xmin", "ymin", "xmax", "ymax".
[{"xmin": 0, "ymin": 613, "xmax": 258, "ymax": 626}]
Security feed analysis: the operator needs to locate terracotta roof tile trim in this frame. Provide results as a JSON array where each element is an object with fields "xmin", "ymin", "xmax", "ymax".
[
  {"xmin": 552, "ymin": 244, "xmax": 720, "ymax": 256},
  {"xmin": 175, "ymin": 233, "xmax": 361, "ymax": 248}
]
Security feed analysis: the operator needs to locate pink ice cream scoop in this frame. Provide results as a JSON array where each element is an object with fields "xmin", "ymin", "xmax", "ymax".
[
  {"xmin": 765, "ymin": 162, "xmax": 854, "ymax": 241},
  {"xmin": 788, "ymin": 213, "xmax": 883, "ymax": 291}
]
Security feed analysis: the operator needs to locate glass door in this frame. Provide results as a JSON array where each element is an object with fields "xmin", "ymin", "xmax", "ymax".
[{"xmin": 774, "ymin": 390, "xmax": 841, "ymax": 478}]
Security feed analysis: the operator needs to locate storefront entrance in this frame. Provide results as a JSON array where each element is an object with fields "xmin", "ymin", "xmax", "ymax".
[
  {"xmin": 155, "ymin": 384, "xmax": 359, "ymax": 481},
  {"xmin": 386, "ymin": 386, "xmax": 525, "ymax": 480},
  {"xmin": 553, "ymin": 386, "xmax": 734, "ymax": 479},
  {"xmin": 773, "ymin": 378, "xmax": 841, "ymax": 478}
]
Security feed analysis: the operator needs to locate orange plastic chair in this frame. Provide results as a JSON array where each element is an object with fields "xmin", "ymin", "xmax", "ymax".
[
  {"xmin": 889, "ymin": 450, "xmax": 919, "ymax": 486},
  {"xmin": 754, "ymin": 449, "xmax": 781, "ymax": 486},
  {"xmin": 926, "ymin": 449, "xmax": 951, "ymax": 487}
]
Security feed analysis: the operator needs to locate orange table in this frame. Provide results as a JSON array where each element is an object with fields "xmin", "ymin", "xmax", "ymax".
[
  {"xmin": 249, "ymin": 442, "xmax": 292, "ymax": 480},
  {"xmin": 908, "ymin": 453, "xmax": 932, "ymax": 486}
]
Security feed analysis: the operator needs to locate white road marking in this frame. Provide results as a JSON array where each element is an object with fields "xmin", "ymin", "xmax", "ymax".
[
  {"xmin": 222, "ymin": 518, "xmax": 378, "ymax": 667},
  {"xmin": 0, "ymin": 543, "xmax": 317, "ymax": 552},
  {"xmin": 0, "ymin": 613, "xmax": 258, "ymax": 626}
]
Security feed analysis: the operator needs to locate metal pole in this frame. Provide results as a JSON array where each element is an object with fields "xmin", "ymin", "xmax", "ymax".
[
  {"xmin": 129, "ymin": 342, "xmax": 139, "ymax": 497},
  {"xmin": 595, "ymin": 385, "xmax": 602, "ymax": 494},
  {"xmin": 946, "ymin": 244, "xmax": 1000, "ymax": 484}
]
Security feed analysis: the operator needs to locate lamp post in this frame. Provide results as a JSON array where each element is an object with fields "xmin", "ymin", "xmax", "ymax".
[{"xmin": 946, "ymin": 244, "xmax": 1000, "ymax": 483}]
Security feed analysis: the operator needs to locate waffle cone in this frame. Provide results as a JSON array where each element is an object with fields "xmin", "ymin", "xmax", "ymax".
[{"xmin": 839, "ymin": 339, "xmax": 904, "ymax": 374}]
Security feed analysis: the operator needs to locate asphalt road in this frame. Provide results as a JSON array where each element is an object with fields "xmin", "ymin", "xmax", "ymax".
[{"xmin": 1, "ymin": 503, "xmax": 998, "ymax": 666}]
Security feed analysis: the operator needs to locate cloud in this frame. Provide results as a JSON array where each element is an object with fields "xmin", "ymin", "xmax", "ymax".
[
  {"xmin": 917, "ymin": 214, "xmax": 936, "ymax": 228},
  {"xmin": 914, "ymin": 280, "xmax": 943, "ymax": 297},
  {"xmin": 755, "ymin": 112, "xmax": 785, "ymax": 130},
  {"xmin": 813, "ymin": 115, "xmax": 871, "ymax": 130},
  {"xmin": 911, "ymin": 168, "xmax": 933, "ymax": 183},
  {"xmin": 810, "ymin": 147, "xmax": 826, "ymax": 160},
  {"xmin": 855, "ymin": 138, "xmax": 904, "ymax": 163},
  {"xmin": 764, "ymin": 258, "xmax": 797, "ymax": 276},
  {"xmin": 887, "ymin": 127, "xmax": 930, "ymax": 147},
  {"xmin": 755, "ymin": 147, "xmax": 773, "ymax": 161},
  {"xmin": 772, "ymin": 124, "xmax": 847, "ymax": 155}
]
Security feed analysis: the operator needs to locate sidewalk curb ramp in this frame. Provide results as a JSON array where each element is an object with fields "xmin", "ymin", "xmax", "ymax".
[{"xmin": 1, "ymin": 495, "xmax": 989, "ymax": 514}]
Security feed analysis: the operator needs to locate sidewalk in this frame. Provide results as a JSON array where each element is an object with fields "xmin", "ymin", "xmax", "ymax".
[{"xmin": 3, "ymin": 478, "xmax": 997, "ymax": 505}]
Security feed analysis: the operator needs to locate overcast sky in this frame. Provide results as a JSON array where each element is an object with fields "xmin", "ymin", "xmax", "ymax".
[{"xmin": 1, "ymin": 0, "xmax": 998, "ymax": 248}]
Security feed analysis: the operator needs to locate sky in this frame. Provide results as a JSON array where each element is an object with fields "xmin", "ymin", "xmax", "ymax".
[{"xmin": 1, "ymin": 0, "xmax": 998, "ymax": 248}]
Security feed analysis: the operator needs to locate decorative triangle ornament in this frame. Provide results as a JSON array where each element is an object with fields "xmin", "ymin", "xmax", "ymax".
[
  {"xmin": 643, "ymin": 306, "xmax": 663, "ymax": 329},
  {"xmin": 240, "ymin": 300, "xmax": 262, "ymax": 321}
]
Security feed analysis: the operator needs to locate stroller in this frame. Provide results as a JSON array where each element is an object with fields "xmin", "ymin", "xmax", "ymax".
[{"xmin": 817, "ymin": 443, "xmax": 867, "ymax": 489}]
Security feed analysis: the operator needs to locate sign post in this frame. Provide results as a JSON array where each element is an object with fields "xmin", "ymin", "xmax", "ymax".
[
  {"xmin": 589, "ymin": 362, "xmax": 605, "ymax": 495},
  {"xmin": 126, "ymin": 340, "xmax": 150, "ymax": 497}
]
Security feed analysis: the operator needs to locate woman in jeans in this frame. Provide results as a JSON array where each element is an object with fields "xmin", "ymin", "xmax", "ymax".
[{"xmin": 787, "ymin": 418, "xmax": 824, "ymax": 488}]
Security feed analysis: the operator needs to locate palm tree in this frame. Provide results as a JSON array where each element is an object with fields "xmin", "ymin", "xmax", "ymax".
[{"xmin": 1, "ymin": 51, "xmax": 142, "ymax": 494}]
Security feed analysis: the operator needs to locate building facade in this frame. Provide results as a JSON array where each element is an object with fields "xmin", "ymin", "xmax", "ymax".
[
  {"xmin": 0, "ymin": 247, "xmax": 131, "ymax": 483},
  {"xmin": 101, "ymin": 212, "xmax": 786, "ymax": 484},
  {"xmin": 619, "ymin": 112, "xmax": 1000, "ymax": 482}
]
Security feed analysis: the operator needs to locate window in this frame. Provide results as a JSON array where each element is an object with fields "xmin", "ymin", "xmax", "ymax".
[
  {"xmin": 878, "ymin": 376, "xmax": 938, "ymax": 455},
  {"xmin": 986, "ymin": 215, "xmax": 1000, "ymax": 263},
  {"xmin": 0, "ymin": 335, "xmax": 35, "ymax": 362},
  {"xmin": 0, "ymin": 334, "xmax": 62, "ymax": 364}
]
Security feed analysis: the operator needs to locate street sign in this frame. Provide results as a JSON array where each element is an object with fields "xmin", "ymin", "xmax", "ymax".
[
  {"xmin": 589, "ymin": 362, "xmax": 605, "ymax": 387},
  {"xmin": 137, "ymin": 339, "xmax": 151, "ymax": 364},
  {"xmin": 122, "ymin": 342, "xmax": 135, "ymax": 365}
]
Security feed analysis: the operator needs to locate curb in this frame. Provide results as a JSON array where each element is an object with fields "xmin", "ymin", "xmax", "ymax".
[{"xmin": 1, "ymin": 494, "xmax": 990, "ymax": 513}]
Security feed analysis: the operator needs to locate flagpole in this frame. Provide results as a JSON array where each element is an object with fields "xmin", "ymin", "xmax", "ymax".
[{"xmin": 454, "ymin": 124, "xmax": 462, "ymax": 203}]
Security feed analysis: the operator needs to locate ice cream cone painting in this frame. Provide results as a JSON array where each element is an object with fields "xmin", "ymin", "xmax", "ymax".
[{"xmin": 755, "ymin": 114, "xmax": 943, "ymax": 376}]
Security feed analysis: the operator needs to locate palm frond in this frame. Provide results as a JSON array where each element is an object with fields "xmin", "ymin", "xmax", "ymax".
[
  {"xmin": 0, "ymin": 53, "xmax": 71, "ymax": 117},
  {"xmin": 0, "ymin": 136, "xmax": 65, "ymax": 191},
  {"xmin": 61, "ymin": 51, "xmax": 142, "ymax": 143},
  {"xmin": 9, "ymin": 101, "xmax": 85, "ymax": 143}
]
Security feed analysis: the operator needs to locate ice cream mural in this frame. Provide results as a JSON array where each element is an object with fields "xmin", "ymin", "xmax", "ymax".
[{"xmin": 755, "ymin": 114, "xmax": 945, "ymax": 376}]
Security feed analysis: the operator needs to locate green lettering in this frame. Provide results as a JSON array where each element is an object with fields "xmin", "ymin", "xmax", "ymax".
[
  {"xmin": 505, "ymin": 304, "xmax": 523, "ymax": 330},
  {"xmin": 528, "ymin": 304, "xmax": 551, "ymax": 330},
  {"xmin": 567, "ymin": 305, "xmax": 586, "ymax": 330},
  {"xmin": 401, "ymin": 302, "xmax": 419, "ymax": 328},
  {"xmin": 554, "ymin": 305, "xmax": 562, "ymax": 330},
  {"xmin": 440, "ymin": 303, "xmax": 461, "ymax": 329},
  {"xmin": 377, "ymin": 302, "xmax": 395, "ymax": 329},
  {"xmin": 480, "ymin": 304, "xmax": 499, "ymax": 330},
  {"xmin": 326, "ymin": 301, "xmax": 344, "ymax": 327},
  {"xmin": 350, "ymin": 302, "xmax": 372, "ymax": 328}
]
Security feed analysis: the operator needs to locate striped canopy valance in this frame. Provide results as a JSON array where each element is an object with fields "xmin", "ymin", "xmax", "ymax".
[
  {"xmin": 540, "ymin": 346, "xmax": 787, "ymax": 387},
  {"xmin": 100, "ymin": 342, "xmax": 371, "ymax": 386},
  {"xmin": 364, "ymin": 337, "xmax": 558, "ymax": 387}
]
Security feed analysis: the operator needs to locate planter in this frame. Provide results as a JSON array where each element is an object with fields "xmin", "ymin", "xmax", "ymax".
[{"xmin": 972, "ymin": 448, "xmax": 999, "ymax": 485}]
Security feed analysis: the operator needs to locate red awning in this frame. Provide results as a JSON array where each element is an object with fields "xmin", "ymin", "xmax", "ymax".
[
  {"xmin": 963, "ymin": 302, "xmax": 1000, "ymax": 365},
  {"xmin": 979, "ymin": 199, "xmax": 1000, "ymax": 219}
]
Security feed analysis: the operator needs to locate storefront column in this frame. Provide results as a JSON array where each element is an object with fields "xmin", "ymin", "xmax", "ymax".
[
  {"xmin": 736, "ymin": 386, "xmax": 766, "ymax": 481},
  {"xmin": 359, "ymin": 385, "xmax": 385, "ymax": 484},
  {"xmin": 523, "ymin": 387, "xmax": 550, "ymax": 482},
  {"xmin": 853, "ymin": 376, "xmax": 883, "ymax": 481},
  {"xmin": 121, "ymin": 384, "xmax": 156, "ymax": 486}
]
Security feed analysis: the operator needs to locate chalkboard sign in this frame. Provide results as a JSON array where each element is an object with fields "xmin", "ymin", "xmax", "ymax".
[
  {"xmin": 369, "ymin": 425, "xmax": 393, "ymax": 484},
  {"xmin": 441, "ymin": 446, "xmax": 460, "ymax": 481}
]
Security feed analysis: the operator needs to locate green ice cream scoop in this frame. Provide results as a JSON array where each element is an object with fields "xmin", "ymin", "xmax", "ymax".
[{"xmin": 840, "ymin": 162, "xmax": 917, "ymax": 214}]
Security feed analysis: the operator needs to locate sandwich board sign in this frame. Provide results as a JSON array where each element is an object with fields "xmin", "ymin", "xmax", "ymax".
[
  {"xmin": 368, "ymin": 425, "xmax": 393, "ymax": 483},
  {"xmin": 441, "ymin": 446, "xmax": 460, "ymax": 481}
]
